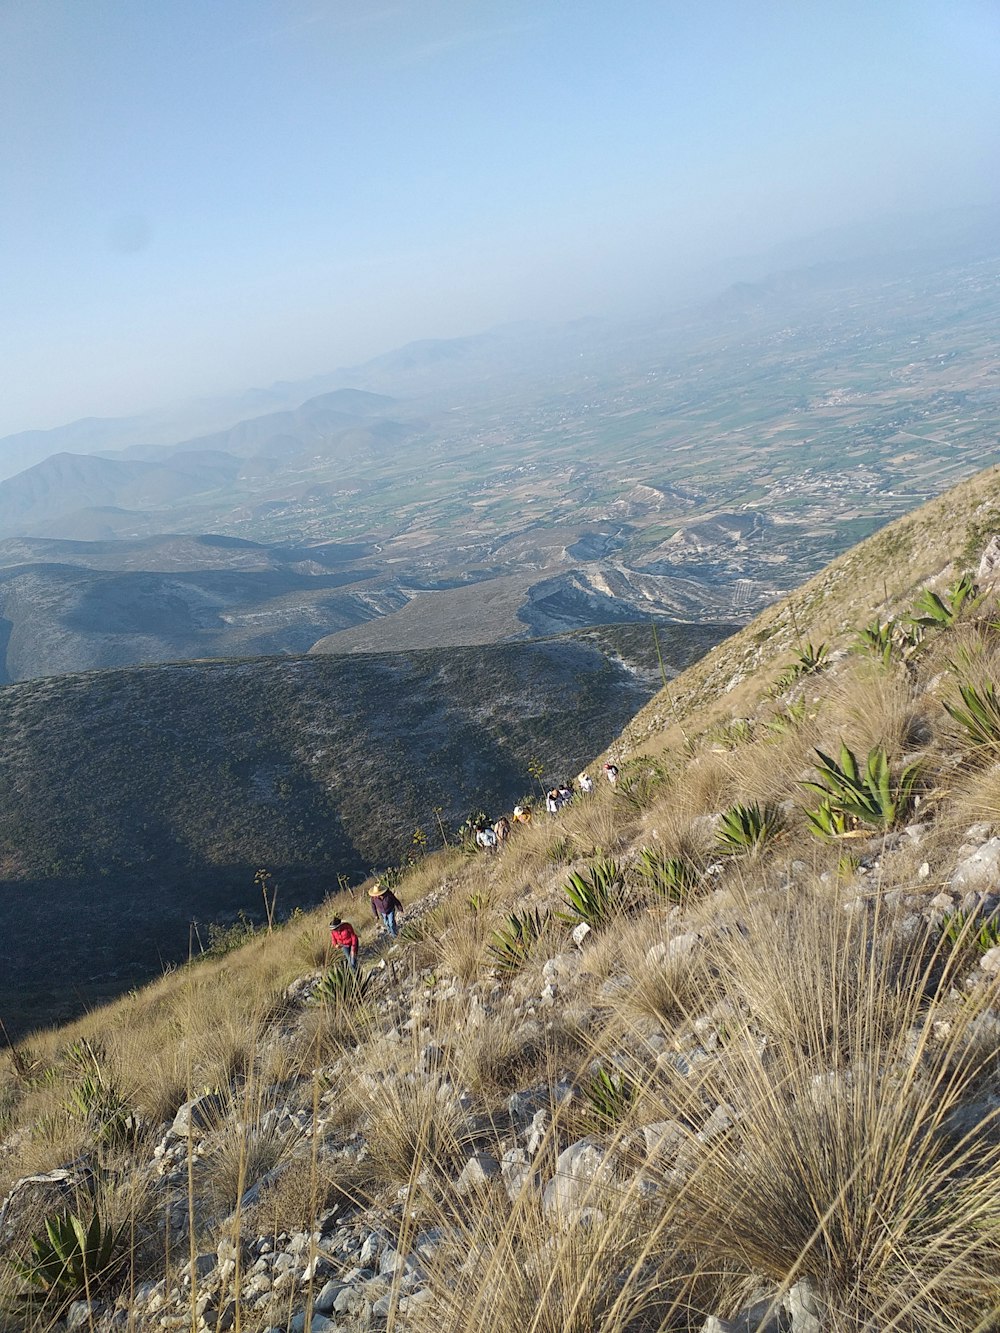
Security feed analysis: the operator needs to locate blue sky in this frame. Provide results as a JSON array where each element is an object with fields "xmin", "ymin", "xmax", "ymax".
[{"xmin": 1, "ymin": 0, "xmax": 998, "ymax": 436}]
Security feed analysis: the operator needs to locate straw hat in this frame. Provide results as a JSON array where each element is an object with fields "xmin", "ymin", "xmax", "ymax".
[{"xmin": 368, "ymin": 884, "xmax": 384, "ymax": 896}]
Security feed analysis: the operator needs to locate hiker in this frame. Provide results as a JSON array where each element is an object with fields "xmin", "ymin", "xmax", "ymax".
[
  {"xmin": 558, "ymin": 781, "xmax": 573, "ymax": 807},
  {"xmin": 369, "ymin": 882, "xmax": 402, "ymax": 938},
  {"xmin": 512, "ymin": 804, "xmax": 532, "ymax": 827},
  {"xmin": 329, "ymin": 917, "xmax": 359, "ymax": 972},
  {"xmin": 475, "ymin": 822, "xmax": 498, "ymax": 852},
  {"xmin": 545, "ymin": 787, "xmax": 560, "ymax": 816},
  {"xmin": 493, "ymin": 815, "xmax": 511, "ymax": 844},
  {"xmin": 577, "ymin": 770, "xmax": 594, "ymax": 795},
  {"xmin": 603, "ymin": 761, "xmax": 619, "ymax": 786}
]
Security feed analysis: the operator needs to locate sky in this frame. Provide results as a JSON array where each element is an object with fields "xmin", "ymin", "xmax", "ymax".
[{"xmin": 0, "ymin": 0, "xmax": 998, "ymax": 438}]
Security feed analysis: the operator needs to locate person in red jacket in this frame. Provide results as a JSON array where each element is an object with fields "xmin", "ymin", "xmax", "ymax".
[{"xmin": 329, "ymin": 917, "xmax": 359, "ymax": 972}]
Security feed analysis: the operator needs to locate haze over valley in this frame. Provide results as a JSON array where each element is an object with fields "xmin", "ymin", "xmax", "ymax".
[{"xmin": 0, "ymin": 224, "xmax": 997, "ymax": 682}]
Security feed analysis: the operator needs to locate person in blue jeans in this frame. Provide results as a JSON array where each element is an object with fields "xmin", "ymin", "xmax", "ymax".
[
  {"xmin": 329, "ymin": 918, "xmax": 359, "ymax": 971},
  {"xmin": 369, "ymin": 883, "xmax": 402, "ymax": 938}
]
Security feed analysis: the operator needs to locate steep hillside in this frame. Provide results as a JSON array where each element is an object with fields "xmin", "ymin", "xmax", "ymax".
[
  {"xmin": 7, "ymin": 467, "xmax": 1000, "ymax": 1332},
  {"xmin": 0, "ymin": 620, "xmax": 731, "ymax": 1034}
]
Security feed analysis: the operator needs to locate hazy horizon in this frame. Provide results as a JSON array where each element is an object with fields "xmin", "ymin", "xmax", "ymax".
[{"xmin": 2, "ymin": 0, "xmax": 998, "ymax": 440}]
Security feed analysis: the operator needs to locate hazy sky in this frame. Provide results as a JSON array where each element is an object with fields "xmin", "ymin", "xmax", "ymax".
[{"xmin": 1, "ymin": 0, "xmax": 998, "ymax": 436}]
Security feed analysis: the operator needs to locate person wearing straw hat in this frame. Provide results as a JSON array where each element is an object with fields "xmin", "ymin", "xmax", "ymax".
[{"xmin": 368, "ymin": 881, "xmax": 402, "ymax": 938}]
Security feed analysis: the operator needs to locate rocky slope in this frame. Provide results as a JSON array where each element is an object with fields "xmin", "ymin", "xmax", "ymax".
[{"xmin": 5, "ymin": 465, "xmax": 1000, "ymax": 1332}]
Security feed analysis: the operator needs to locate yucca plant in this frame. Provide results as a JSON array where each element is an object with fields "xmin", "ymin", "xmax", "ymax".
[
  {"xmin": 488, "ymin": 908, "xmax": 546, "ymax": 973},
  {"xmin": 716, "ymin": 802, "xmax": 784, "ymax": 856},
  {"xmin": 634, "ymin": 846, "xmax": 699, "ymax": 902},
  {"xmin": 944, "ymin": 680, "xmax": 1000, "ymax": 754},
  {"xmin": 585, "ymin": 1065, "xmax": 638, "ymax": 1131},
  {"xmin": 562, "ymin": 858, "xmax": 625, "ymax": 927},
  {"xmin": 804, "ymin": 743, "xmax": 921, "ymax": 831},
  {"xmin": 11, "ymin": 1210, "xmax": 127, "ymax": 1307},
  {"xmin": 913, "ymin": 573, "xmax": 980, "ymax": 628}
]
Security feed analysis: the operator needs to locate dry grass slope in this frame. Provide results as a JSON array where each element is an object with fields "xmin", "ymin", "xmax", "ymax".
[{"xmin": 5, "ymin": 466, "xmax": 1000, "ymax": 1331}]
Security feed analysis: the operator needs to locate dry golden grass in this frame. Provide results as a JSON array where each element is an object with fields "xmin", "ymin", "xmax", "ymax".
[
  {"xmin": 558, "ymin": 788, "xmax": 638, "ymax": 857},
  {"xmin": 619, "ymin": 879, "xmax": 1000, "ymax": 1331},
  {"xmin": 454, "ymin": 1000, "xmax": 544, "ymax": 1099},
  {"xmin": 823, "ymin": 657, "xmax": 935, "ymax": 759},
  {"xmin": 197, "ymin": 1092, "xmax": 297, "ymax": 1216},
  {"xmin": 609, "ymin": 914, "xmax": 712, "ymax": 1038}
]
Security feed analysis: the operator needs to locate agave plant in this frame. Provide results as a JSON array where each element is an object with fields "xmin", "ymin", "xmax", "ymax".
[
  {"xmin": 854, "ymin": 617, "xmax": 922, "ymax": 669},
  {"xmin": 585, "ymin": 1065, "xmax": 638, "ymax": 1130},
  {"xmin": 797, "ymin": 641, "xmax": 830, "ymax": 674},
  {"xmin": 804, "ymin": 743, "xmax": 920, "ymax": 831},
  {"xmin": 12, "ymin": 1211, "xmax": 127, "ymax": 1306},
  {"xmin": 562, "ymin": 858, "xmax": 625, "ymax": 927},
  {"xmin": 715, "ymin": 802, "xmax": 784, "ymax": 856},
  {"xmin": 634, "ymin": 846, "xmax": 698, "ymax": 902},
  {"xmin": 944, "ymin": 680, "xmax": 1000, "ymax": 754},
  {"xmin": 488, "ymin": 908, "xmax": 546, "ymax": 973},
  {"xmin": 313, "ymin": 962, "xmax": 371, "ymax": 1007},
  {"xmin": 64, "ymin": 1074, "xmax": 138, "ymax": 1149},
  {"xmin": 766, "ymin": 698, "xmax": 809, "ymax": 738},
  {"xmin": 804, "ymin": 795, "xmax": 851, "ymax": 841},
  {"xmin": 614, "ymin": 759, "xmax": 668, "ymax": 811},
  {"xmin": 913, "ymin": 573, "xmax": 980, "ymax": 628},
  {"xmin": 940, "ymin": 910, "xmax": 1000, "ymax": 957}
]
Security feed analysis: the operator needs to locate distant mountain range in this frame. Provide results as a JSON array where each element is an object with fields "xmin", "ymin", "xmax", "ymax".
[{"xmin": 0, "ymin": 389, "xmax": 410, "ymax": 540}]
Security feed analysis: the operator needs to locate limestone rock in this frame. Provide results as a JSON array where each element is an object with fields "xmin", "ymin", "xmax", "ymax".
[
  {"xmin": 783, "ymin": 1276, "xmax": 824, "ymax": 1333},
  {"xmin": 171, "ymin": 1093, "xmax": 224, "ymax": 1139},
  {"xmin": 542, "ymin": 1137, "xmax": 619, "ymax": 1216},
  {"xmin": 978, "ymin": 535, "xmax": 1000, "ymax": 582},
  {"xmin": 455, "ymin": 1152, "xmax": 501, "ymax": 1194},
  {"xmin": 949, "ymin": 838, "xmax": 1000, "ymax": 894}
]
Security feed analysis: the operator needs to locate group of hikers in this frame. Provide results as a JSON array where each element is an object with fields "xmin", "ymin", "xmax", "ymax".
[
  {"xmin": 329, "ymin": 880, "xmax": 402, "ymax": 972},
  {"xmin": 474, "ymin": 764, "xmax": 611, "ymax": 849},
  {"xmin": 328, "ymin": 759, "xmax": 622, "ymax": 971}
]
